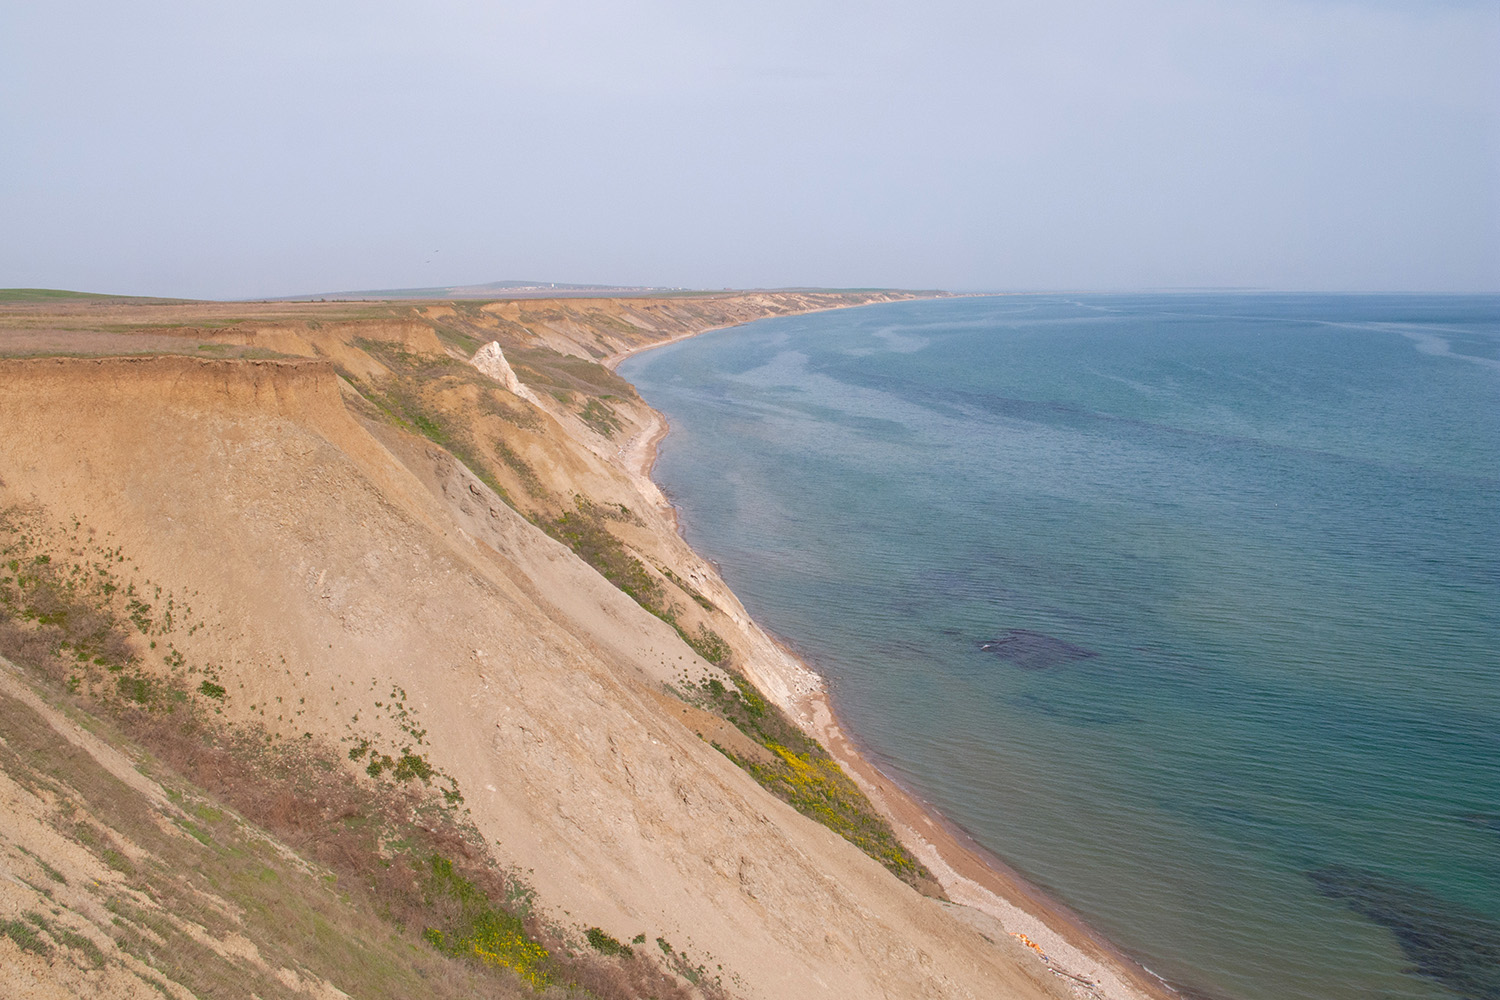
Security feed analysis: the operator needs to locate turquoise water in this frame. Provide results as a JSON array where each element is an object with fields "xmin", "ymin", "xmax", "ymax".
[{"xmin": 620, "ymin": 295, "xmax": 1500, "ymax": 1000}]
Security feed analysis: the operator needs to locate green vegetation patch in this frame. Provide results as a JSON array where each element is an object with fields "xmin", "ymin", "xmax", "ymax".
[
  {"xmin": 506, "ymin": 345, "xmax": 635, "ymax": 402},
  {"xmin": 340, "ymin": 345, "xmax": 516, "ymax": 510},
  {"xmin": 544, "ymin": 497, "xmax": 664, "ymax": 609},
  {"xmin": 23, "ymin": 911, "xmax": 105, "ymax": 967},
  {"xmin": 0, "ymin": 528, "xmax": 137, "ymax": 671},
  {"xmin": 494, "ymin": 440, "xmax": 547, "ymax": 499},
  {"xmin": 0, "ymin": 515, "xmax": 207, "ymax": 723},
  {"xmin": 691, "ymin": 673, "xmax": 935, "ymax": 889},
  {"xmin": 0, "ymin": 287, "xmax": 122, "ymax": 302},
  {"xmin": 428, "ymin": 321, "xmax": 486, "ymax": 356},
  {"xmin": 420, "ymin": 855, "xmax": 551, "ymax": 988},
  {"xmin": 578, "ymin": 397, "xmax": 623, "ymax": 438},
  {"xmin": 681, "ymin": 624, "xmax": 730, "ymax": 665},
  {"xmin": 585, "ymin": 926, "xmax": 632, "ymax": 957},
  {"xmin": 1, "ymin": 915, "xmax": 53, "ymax": 957},
  {"xmin": 477, "ymin": 389, "xmax": 542, "ymax": 430},
  {"xmin": 542, "ymin": 498, "xmax": 732, "ymax": 666},
  {"xmin": 661, "ymin": 567, "xmax": 715, "ymax": 611}
]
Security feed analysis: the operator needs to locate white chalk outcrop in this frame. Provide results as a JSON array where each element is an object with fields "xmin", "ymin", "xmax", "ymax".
[{"xmin": 470, "ymin": 341, "xmax": 541, "ymax": 404}]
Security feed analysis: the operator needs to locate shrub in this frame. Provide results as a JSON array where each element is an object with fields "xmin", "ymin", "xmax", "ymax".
[
  {"xmin": 585, "ymin": 926, "xmax": 633, "ymax": 957},
  {"xmin": 693, "ymin": 672, "xmax": 933, "ymax": 888},
  {"xmin": 544, "ymin": 500, "xmax": 664, "ymax": 609}
]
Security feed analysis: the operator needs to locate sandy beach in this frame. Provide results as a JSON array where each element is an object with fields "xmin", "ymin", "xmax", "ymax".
[{"xmin": 612, "ymin": 334, "xmax": 1185, "ymax": 1000}]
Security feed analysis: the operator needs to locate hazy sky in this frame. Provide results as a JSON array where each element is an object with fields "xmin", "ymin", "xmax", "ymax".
[{"xmin": 3, "ymin": 1, "xmax": 1497, "ymax": 297}]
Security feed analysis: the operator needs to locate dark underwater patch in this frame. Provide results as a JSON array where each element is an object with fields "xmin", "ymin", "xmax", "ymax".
[
  {"xmin": 979, "ymin": 629, "xmax": 1098, "ymax": 670},
  {"xmin": 1307, "ymin": 864, "xmax": 1500, "ymax": 1000}
]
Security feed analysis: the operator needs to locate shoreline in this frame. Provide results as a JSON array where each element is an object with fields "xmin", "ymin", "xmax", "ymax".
[
  {"xmin": 610, "ymin": 315, "xmax": 1186, "ymax": 1000},
  {"xmin": 806, "ymin": 677, "xmax": 1179, "ymax": 1000},
  {"xmin": 600, "ymin": 288, "xmax": 987, "ymax": 373}
]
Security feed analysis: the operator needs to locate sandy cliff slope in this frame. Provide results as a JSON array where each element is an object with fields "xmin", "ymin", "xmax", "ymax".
[{"xmin": 0, "ymin": 291, "xmax": 1119, "ymax": 1000}]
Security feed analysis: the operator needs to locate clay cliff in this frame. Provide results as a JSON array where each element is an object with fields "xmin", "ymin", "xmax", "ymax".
[{"xmin": 0, "ymin": 289, "xmax": 1080, "ymax": 1000}]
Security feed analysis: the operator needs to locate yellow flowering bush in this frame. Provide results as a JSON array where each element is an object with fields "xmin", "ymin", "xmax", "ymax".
[{"xmin": 696, "ymin": 674, "xmax": 933, "ymax": 887}]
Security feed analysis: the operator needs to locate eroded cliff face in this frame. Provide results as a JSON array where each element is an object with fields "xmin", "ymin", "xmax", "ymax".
[{"xmin": 0, "ymin": 291, "xmax": 1069, "ymax": 1000}]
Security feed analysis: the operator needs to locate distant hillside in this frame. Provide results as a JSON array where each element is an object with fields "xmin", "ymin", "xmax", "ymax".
[
  {"xmin": 0, "ymin": 287, "xmax": 190, "ymax": 304},
  {"xmin": 286, "ymin": 280, "xmax": 688, "ymax": 301},
  {"xmin": 283, "ymin": 281, "xmax": 931, "ymax": 302}
]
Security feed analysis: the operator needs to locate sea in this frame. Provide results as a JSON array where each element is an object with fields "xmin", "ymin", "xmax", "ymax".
[{"xmin": 619, "ymin": 294, "xmax": 1500, "ymax": 1000}]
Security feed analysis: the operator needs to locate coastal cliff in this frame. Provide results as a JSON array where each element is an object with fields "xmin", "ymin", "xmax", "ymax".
[{"xmin": 0, "ymin": 289, "xmax": 1148, "ymax": 1000}]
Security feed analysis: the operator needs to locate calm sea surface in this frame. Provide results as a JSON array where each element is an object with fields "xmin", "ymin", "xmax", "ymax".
[{"xmin": 619, "ymin": 295, "xmax": 1500, "ymax": 1000}]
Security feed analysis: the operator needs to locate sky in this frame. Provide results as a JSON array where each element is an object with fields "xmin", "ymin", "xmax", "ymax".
[{"xmin": 2, "ymin": 0, "xmax": 1497, "ymax": 298}]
